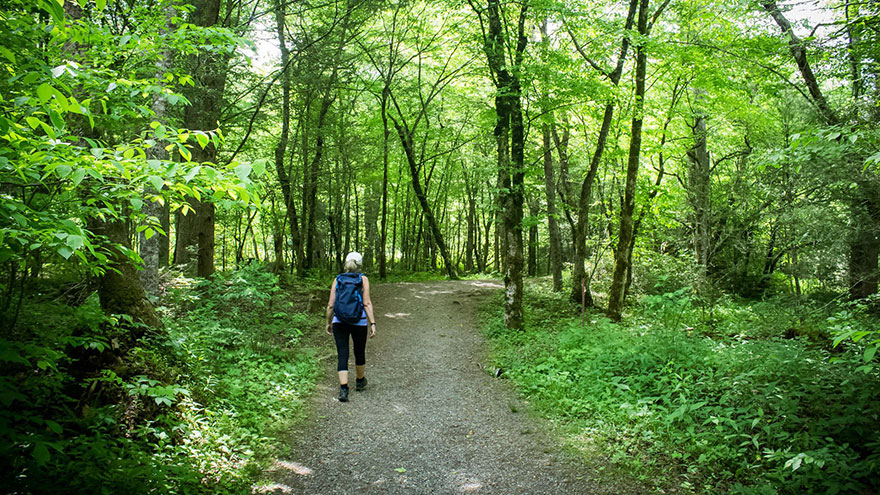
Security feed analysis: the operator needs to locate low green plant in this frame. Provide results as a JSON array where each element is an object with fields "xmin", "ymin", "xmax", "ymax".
[
  {"xmin": 1, "ymin": 264, "xmax": 320, "ymax": 494},
  {"xmin": 485, "ymin": 284, "xmax": 880, "ymax": 494}
]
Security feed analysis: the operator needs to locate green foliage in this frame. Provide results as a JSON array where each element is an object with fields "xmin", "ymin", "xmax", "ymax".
[
  {"xmin": 485, "ymin": 282, "xmax": 880, "ymax": 494},
  {"xmin": 0, "ymin": 265, "xmax": 319, "ymax": 494}
]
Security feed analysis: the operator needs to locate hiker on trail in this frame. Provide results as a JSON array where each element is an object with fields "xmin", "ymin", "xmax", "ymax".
[{"xmin": 325, "ymin": 252, "xmax": 376, "ymax": 402}]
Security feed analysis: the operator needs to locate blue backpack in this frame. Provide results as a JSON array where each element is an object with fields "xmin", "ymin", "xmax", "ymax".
[{"xmin": 334, "ymin": 272, "xmax": 364, "ymax": 324}]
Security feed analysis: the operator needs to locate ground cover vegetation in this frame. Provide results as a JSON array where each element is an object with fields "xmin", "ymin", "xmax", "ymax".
[
  {"xmin": 1, "ymin": 0, "xmax": 879, "ymax": 492},
  {"xmin": 484, "ymin": 277, "xmax": 880, "ymax": 493}
]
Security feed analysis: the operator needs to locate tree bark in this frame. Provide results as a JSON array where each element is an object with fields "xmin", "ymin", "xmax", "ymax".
[
  {"xmin": 473, "ymin": 0, "xmax": 528, "ymax": 330},
  {"xmin": 607, "ymin": 0, "xmax": 650, "ymax": 321},
  {"xmin": 542, "ymin": 125, "xmax": 564, "ymax": 291},
  {"xmin": 687, "ymin": 97, "xmax": 711, "ymax": 272},
  {"xmin": 139, "ymin": 5, "xmax": 175, "ymax": 294},
  {"xmin": 183, "ymin": 0, "xmax": 230, "ymax": 278},
  {"xmin": 566, "ymin": 0, "xmax": 639, "ymax": 306},
  {"xmin": 528, "ymin": 197, "xmax": 538, "ymax": 277},
  {"xmin": 393, "ymin": 124, "xmax": 458, "ymax": 279},
  {"xmin": 273, "ymin": 0, "xmax": 302, "ymax": 275},
  {"xmin": 89, "ymin": 215, "xmax": 162, "ymax": 330}
]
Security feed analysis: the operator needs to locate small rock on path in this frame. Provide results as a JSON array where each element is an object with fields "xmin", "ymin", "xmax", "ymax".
[{"xmin": 265, "ymin": 280, "xmax": 632, "ymax": 494}]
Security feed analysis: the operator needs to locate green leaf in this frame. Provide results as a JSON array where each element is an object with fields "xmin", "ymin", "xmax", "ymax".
[
  {"xmin": 45, "ymin": 420, "xmax": 62, "ymax": 435},
  {"xmin": 394, "ymin": 467, "xmax": 406, "ymax": 473},
  {"xmin": 235, "ymin": 163, "xmax": 252, "ymax": 182},
  {"xmin": 147, "ymin": 176, "xmax": 164, "ymax": 191},
  {"xmin": 37, "ymin": 83, "xmax": 53, "ymax": 105},
  {"xmin": 195, "ymin": 133, "xmax": 209, "ymax": 149},
  {"xmin": 57, "ymin": 246, "xmax": 73, "ymax": 260},
  {"xmin": 51, "ymin": 88, "xmax": 69, "ymax": 111},
  {"xmin": 252, "ymin": 159, "xmax": 267, "ymax": 177},
  {"xmin": 33, "ymin": 442, "xmax": 50, "ymax": 465},
  {"xmin": 123, "ymin": 148, "xmax": 135, "ymax": 159},
  {"xmin": 144, "ymin": 228, "xmax": 155, "ymax": 240},
  {"xmin": 153, "ymin": 124, "xmax": 166, "ymax": 139},
  {"xmin": 184, "ymin": 166, "xmax": 201, "ymax": 183},
  {"xmin": 38, "ymin": 0, "xmax": 64, "ymax": 26},
  {"xmin": 66, "ymin": 235, "xmax": 83, "ymax": 250},
  {"xmin": 130, "ymin": 198, "xmax": 143, "ymax": 211},
  {"xmin": 71, "ymin": 168, "xmax": 86, "ymax": 186},
  {"xmin": 864, "ymin": 345, "xmax": 878, "ymax": 363},
  {"xmin": 96, "ymin": 0, "xmax": 107, "ymax": 10},
  {"xmin": 178, "ymin": 144, "xmax": 191, "ymax": 162},
  {"xmin": 26, "ymin": 117, "xmax": 42, "ymax": 130},
  {"xmin": 49, "ymin": 110, "xmax": 65, "ymax": 130},
  {"xmin": 0, "ymin": 47, "xmax": 16, "ymax": 64},
  {"xmin": 55, "ymin": 165, "xmax": 71, "ymax": 178}
]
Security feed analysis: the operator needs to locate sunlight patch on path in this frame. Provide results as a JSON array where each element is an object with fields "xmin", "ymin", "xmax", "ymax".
[
  {"xmin": 460, "ymin": 481, "xmax": 483, "ymax": 492},
  {"xmin": 271, "ymin": 460, "xmax": 312, "ymax": 476},
  {"xmin": 383, "ymin": 312, "xmax": 412, "ymax": 319},
  {"xmin": 251, "ymin": 483, "xmax": 292, "ymax": 494}
]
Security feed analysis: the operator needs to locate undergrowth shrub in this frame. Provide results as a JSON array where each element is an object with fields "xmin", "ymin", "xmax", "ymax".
[
  {"xmin": 1, "ymin": 264, "xmax": 319, "ymax": 494},
  {"xmin": 485, "ymin": 281, "xmax": 880, "ymax": 494}
]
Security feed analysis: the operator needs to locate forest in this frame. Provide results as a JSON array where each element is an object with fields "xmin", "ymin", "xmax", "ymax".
[{"xmin": 1, "ymin": 0, "xmax": 878, "ymax": 493}]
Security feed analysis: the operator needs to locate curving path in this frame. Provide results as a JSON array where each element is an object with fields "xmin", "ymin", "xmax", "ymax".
[{"xmin": 263, "ymin": 280, "xmax": 635, "ymax": 494}]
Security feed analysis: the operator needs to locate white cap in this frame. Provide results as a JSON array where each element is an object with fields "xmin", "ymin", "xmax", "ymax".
[{"xmin": 345, "ymin": 252, "xmax": 363, "ymax": 265}]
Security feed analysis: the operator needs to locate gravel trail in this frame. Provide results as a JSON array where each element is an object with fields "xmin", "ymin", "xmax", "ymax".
[{"xmin": 266, "ymin": 279, "xmax": 631, "ymax": 494}]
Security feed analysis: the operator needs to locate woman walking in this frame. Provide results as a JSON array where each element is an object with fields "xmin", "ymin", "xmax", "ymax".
[{"xmin": 325, "ymin": 252, "xmax": 376, "ymax": 402}]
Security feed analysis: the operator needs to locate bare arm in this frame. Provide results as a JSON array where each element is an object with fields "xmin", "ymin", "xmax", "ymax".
[
  {"xmin": 325, "ymin": 280, "xmax": 336, "ymax": 334},
  {"xmin": 362, "ymin": 276, "xmax": 376, "ymax": 338}
]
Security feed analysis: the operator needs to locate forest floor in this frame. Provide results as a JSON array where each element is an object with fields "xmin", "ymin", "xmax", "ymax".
[{"xmin": 259, "ymin": 279, "xmax": 643, "ymax": 494}]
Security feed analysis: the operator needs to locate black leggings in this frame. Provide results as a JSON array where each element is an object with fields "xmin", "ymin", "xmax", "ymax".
[{"xmin": 332, "ymin": 323, "xmax": 368, "ymax": 372}]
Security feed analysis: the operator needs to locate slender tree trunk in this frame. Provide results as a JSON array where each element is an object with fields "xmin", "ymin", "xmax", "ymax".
[
  {"xmin": 139, "ymin": 6, "xmax": 175, "ymax": 294},
  {"xmin": 528, "ymin": 197, "xmax": 538, "ymax": 277},
  {"xmin": 174, "ymin": 209, "xmax": 198, "ymax": 267},
  {"xmin": 687, "ymin": 100, "xmax": 711, "ymax": 272},
  {"xmin": 567, "ymin": 0, "xmax": 639, "ymax": 306},
  {"xmin": 608, "ymin": 0, "xmax": 650, "ymax": 321},
  {"xmin": 273, "ymin": 0, "xmax": 301, "ymax": 275},
  {"xmin": 542, "ymin": 124, "xmax": 563, "ymax": 291},
  {"xmin": 183, "ymin": 0, "xmax": 231, "ymax": 279},
  {"xmin": 393, "ymin": 125, "xmax": 458, "ymax": 279},
  {"xmin": 379, "ymin": 85, "xmax": 391, "ymax": 279}
]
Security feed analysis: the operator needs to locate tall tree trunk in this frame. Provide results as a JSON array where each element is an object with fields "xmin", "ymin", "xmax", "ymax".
[
  {"xmin": 158, "ymin": 203, "xmax": 170, "ymax": 268},
  {"xmin": 304, "ymin": 92, "xmax": 333, "ymax": 270},
  {"xmin": 394, "ymin": 125, "xmax": 458, "ymax": 279},
  {"xmin": 474, "ymin": 0, "xmax": 528, "ymax": 330},
  {"xmin": 379, "ymin": 82, "xmax": 391, "ymax": 279},
  {"xmin": 608, "ymin": 0, "xmax": 650, "ymax": 321},
  {"xmin": 528, "ymin": 197, "xmax": 538, "ymax": 277},
  {"xmin": 174, "ymin": 209, "xmax": 198, "ymax": 266},
  {"xmin": 542, "ymin": 124, "xmax": 563, "ymax": 291},
  {"xmin": 272, "ymin": 0, "xmax": 302, "ymax": 276},
  {"xmin": 566, "ymin": 0, "xmax": 639, "ymax": 306},
  {"xmin": 140, "ymin": 6, "xmax": 174, "ymax": 293},
  {"xmin": 463, "ymin": 162, "xmax": 476, "ymax": 273},
  {"xmin": 687, "ymin": 94, "xmax": 711, "ymax": 272},
  {"xmin": 183, "ymin": 0, "xmax": 230, "ymax": 279}
]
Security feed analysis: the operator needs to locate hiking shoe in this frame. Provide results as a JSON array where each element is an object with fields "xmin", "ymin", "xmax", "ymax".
[
  {"xmin": 337, "ymin": 386, "xmax": 349, "ymax": 402},
  {"xmin": 355, "ymin": 377, "xmax": 367, "ymax": 391}
]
